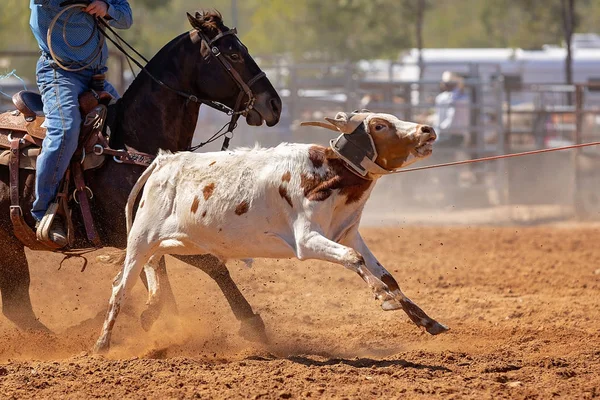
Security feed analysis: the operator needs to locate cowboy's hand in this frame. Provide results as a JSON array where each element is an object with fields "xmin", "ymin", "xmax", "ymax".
[{"xmin": 85, "ymin": 0, "xmax": 108, "ymax": 18}]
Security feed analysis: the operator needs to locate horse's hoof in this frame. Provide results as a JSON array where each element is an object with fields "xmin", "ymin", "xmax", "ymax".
[
  {"xmin": 239, "ymin": 314, "xmax": 269, "ymax": 344},
  {"xmin": 140, "ymin": 307, "xmax": 160, "ymax": 332},
  {"xmin": 25, "ymin": 323, "xmax": 53, "ymax": 335}
]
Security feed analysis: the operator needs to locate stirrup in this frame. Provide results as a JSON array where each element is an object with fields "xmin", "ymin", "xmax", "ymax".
[{"xmin": 36, "ymin": 203, "xmax": 66, "ymax": 249}]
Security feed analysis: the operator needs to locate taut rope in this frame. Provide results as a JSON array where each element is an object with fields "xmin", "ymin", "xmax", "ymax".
[{"xmin": 395, "ymin": 141, "xmax": 600, "ymax": 174}]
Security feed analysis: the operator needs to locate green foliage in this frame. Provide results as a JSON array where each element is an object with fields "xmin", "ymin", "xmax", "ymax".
[
  {"xmin": 0, "ymin": 0, "xmax": 36, "ymax": 50},
  {"xmin": 244, "ymin": 0, "xmax": 411, "ymax": 61},
  {"xmin": 133, "ymin": 0, "xmax": 172, "ymax": 10},
  {"xmin": 1, "ymin": 0, "xmax": 599, "ymax": 69}
]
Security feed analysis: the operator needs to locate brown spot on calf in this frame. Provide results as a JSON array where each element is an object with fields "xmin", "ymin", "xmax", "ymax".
[
  {"xmin": 201, "ymin": 211, "xmax": 207, "ymax": 218},
  {"xmin": 278, "ymin": 185, "xmax": 293, "ymax": 208},
  {"xmin": 381, "ymin": 274, "xmax": 400, "ymax": 292},
  {"xmin": 235, "ymin": 200, "xmax": 249, "ymax": 215},
  {"xmin": 139, "ymin": 200, "xmax": 145, "ymax": 209},
  {"xmin": 301, "ymin": 146, "xmax": 372, "ymax": 204},
  {"xmin": 203, "ymin": 183, "xmax": 215, "ymax": 200},
  {"xmin": 308, "ymin": 147, "xmax": 325, "ymax": 169},
  {"xmin": 190, "ymin": 196, "xmax": 200, "ymax": 214},
  {"xmin": 281, "ymin": 171, "xmax": 291, "ymax": 182},
  {"xmin": 209, "ymin": 161, "xmax": 216, "ymax": 166}
]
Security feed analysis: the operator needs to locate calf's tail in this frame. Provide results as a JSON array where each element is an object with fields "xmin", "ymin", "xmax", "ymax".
[{"xmin": 126, "ymin": 160, "xmax": 159, "ymax": 235}]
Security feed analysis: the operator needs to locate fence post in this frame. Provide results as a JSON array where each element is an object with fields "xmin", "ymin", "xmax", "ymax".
[
  {"xmin": 288, "ymin": 66, "xmax": 297, "ymax": 125},
  {"xmin": 344, "ymin": 62, "xmax": 357, "ymax": 111},
  {"xmin": 503, "ymin": 85, "xmax": 512, "ymax": 206},
  {"xmin": 573, "ymin": 84, "xmax": 584, "ymax": 211},
  {"xmin": 494, "ymin": 75, "xmax": 508, "ymax": 206}
]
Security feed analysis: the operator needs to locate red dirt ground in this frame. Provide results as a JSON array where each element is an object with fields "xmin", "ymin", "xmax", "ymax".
[{"xmin": 0, "ymin": 225, "xmax": 599, "ymax": 399}]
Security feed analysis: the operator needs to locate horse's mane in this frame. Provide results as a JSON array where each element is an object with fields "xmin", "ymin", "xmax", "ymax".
[{"xmin": 192, "ymin": 10, "xmax": 226, "ymax": 35}]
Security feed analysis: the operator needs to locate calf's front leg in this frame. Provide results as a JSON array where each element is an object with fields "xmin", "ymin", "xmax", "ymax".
[
  {"xmin": 296, "ymin": 229, "xmax": 447, "ymax": 335},
  {"xmin": 344, "ymin": 232, "xmax": 448, "ymax": 335}
]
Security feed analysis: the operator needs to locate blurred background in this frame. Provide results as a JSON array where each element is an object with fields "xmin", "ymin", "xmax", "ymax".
[{"xmin": 2, "ymin": 0, "xmax": 600, "ymax": 224}]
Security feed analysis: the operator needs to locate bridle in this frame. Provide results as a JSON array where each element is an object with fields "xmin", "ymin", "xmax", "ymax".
[
  {"xmin": 188, "ymin": 27, "xmax": 266, "ymax": 150},
  {"xmin": 192, "ymin": 28, "xmax": 265, "ymax": 117},
  {"xmin": 90, "ymin": 13, "xmax": 267, "ymax": 150}
]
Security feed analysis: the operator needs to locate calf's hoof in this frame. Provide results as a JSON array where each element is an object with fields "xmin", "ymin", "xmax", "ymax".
[
  {"xmin": 381, "ymin": 299, "xmax": 401, "ymax": 311},
  {"xmin": 93, "ymin": 339, "xmax": 110, "ymax": 354},
  {"xmin": 239, "ymin": 314, "xmax": 269, "ymax": 344},
  {"xmin": 425, "ymin": 321, "xmax": 449, "ymax": 335}
]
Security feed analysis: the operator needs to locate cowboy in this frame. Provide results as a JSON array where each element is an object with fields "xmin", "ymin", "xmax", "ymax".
[
  {"xmin": 29, "ymin": 0, "xmax": 132, "ymax": 246},
  {"xmin": 433, "ymin": 71, "xmax": 470, "ymax": 147}
]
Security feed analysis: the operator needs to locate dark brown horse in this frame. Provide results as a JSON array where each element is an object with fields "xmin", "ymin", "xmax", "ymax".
[{"xmin": 0, "ymin": 11, "xmax": 280, "ymax": 340}]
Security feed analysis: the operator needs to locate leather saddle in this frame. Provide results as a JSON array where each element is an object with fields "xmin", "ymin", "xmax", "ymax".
[
  {"xmin": 1, "ymin": 76, "xmax": 154, "ymax": 251},
  {"xmin": 13, "ymin": 90, "xmax": 44, "ymax": 122},
  {"xmin": 0, "ymin": 89, "xmax": 114, "ymax": 171},
  {"xmin": 0, "ymin": 86, "xmax": 114, "ymax": 250}
]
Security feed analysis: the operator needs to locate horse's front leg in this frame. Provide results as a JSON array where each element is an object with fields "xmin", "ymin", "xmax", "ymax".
[
  {"xmin": 174, "ymin": 254, "xmax": 267, "ymax": 343},
  {"xmin": 0, "ymin": 233, "xmax": 50, "ymax": 332}
]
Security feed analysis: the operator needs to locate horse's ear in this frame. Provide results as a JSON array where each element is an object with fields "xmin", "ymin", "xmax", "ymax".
[{"xmin": 187, "ymin": 12, "xmax": 202, "ymax": 31}]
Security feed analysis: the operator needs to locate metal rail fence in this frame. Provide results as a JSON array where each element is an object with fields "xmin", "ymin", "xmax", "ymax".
[{"xmin": 2, "ymin": 51, "xmax": 600, "ymax": 217}]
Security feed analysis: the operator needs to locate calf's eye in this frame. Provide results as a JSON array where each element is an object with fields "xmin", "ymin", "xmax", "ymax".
[{"xmin": 375, "ymin": 124, "xmax": 385, "ymax": 131}]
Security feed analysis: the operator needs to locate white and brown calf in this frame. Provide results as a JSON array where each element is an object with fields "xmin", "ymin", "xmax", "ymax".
[{"xmin": 94, "ymin": 111, "xmax": 447, "ymax": 352}]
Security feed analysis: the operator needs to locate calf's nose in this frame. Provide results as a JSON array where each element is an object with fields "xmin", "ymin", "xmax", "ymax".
[{"xmin": 418, "ymin": 125, "xmax": 437, "ymax": 142}]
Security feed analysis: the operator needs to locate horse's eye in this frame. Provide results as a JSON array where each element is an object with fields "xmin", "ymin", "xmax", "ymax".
[{"xmin": 229, "ymin": 53, "xmax": 241, "ymax": 61}]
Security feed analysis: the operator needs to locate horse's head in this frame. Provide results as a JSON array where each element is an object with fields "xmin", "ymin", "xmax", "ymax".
[{"xmin": 186, "ymin": 10, "xmax": 281, "ymax": 127}]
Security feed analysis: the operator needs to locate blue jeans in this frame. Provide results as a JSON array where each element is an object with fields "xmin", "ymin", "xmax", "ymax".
[{"xmin": 31, "ymin": 56, "xmax": 119, "ymax": 221}]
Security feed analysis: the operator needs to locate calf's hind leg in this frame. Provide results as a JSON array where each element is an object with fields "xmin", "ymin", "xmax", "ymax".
[
  {"xmin": 139, "ymin": 255, "xmax": 178, "ymax": 332},
  {"xmin": 94, "ymin": 239, "xmax": 157, "ymax": 353}
]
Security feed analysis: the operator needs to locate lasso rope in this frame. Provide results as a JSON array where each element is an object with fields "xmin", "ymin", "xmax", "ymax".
[
  {"xmin": 0, "ymin": 69, "xmax": 28, "ymax": 99},
  {"xmin": 47, "ymin": 3, "xmax": 105, "ymax": 72},
  {"xmin": 395, "ymin": 141, "xmax": 600, "ymax": 174}
]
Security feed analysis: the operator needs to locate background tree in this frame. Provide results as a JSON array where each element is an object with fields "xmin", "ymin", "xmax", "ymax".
[{"xmin": 1, "ymin": 0, "xmax": 600, "ymax": 84}]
